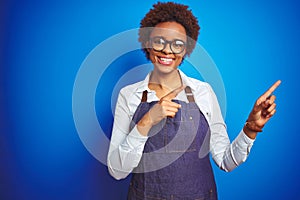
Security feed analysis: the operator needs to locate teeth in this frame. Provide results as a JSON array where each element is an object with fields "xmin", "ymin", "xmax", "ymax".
[{"xmin": 160, "ymin": 57, "xmax": 172, "ymax": 62}]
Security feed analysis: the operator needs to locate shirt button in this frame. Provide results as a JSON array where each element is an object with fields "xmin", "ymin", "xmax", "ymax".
[{"xmin": 189, "ymin": 116, "xmax": 193, "ymax": 120}]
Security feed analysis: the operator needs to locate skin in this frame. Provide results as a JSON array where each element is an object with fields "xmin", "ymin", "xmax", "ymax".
[
  {"xmin": 243, "ymin": 80, "xmax": 281, "ymax": 139},
  {"xmin": 146, "ymin": 21, "xmax": 187, "ymax": 97},
  {"xmin": 137, "ymin": 22, "xmax": 186, "ymax": 135},
  {"xmin": 137, "ymin": 21, "xmax": 281, "ymax": 139}
]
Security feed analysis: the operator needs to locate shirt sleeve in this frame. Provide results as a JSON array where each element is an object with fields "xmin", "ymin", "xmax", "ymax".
[
  {"xmin": 107, "ymin": 89, "xmax": 148, "ymax": 180},
  {"xmin": 207, "ymin": 84, "xmax": 255, "ymax": 172}
]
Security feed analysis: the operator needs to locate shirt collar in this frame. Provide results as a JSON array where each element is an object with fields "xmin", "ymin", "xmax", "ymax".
[
  {"xmin": 178, "ymin": 70, "xmax": 197, "ymax": 92},
  {"xmin": 135, "ymin": 69, "xmax": 197, "ymax": 93},
  {"xmin": 135, "ymin": 72, "xmax": 151, "ymax": 93}
]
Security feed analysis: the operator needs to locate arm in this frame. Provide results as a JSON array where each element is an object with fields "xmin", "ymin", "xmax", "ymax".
[
  {"xmin": 208, "ymin": 84, "xmax": 255, "ymax": 172},
  {"xmin": 107, "ymin": 89, "xmax": 148, "ymax": 180},
  {"xmin": 208, "ymin": 80, "xmax": 281, "ymax": 172}
]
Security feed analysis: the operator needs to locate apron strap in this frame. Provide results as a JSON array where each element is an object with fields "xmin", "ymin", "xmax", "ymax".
[
  {"xmin": 184, "ymin": 86, "xmax": 195, "ymax": 102},
  {"xmin": 141, "ymin": 90, "xmax": 148, "ymax": 102}
]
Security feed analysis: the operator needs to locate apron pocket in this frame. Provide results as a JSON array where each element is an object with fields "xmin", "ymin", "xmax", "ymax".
[{"xmin": 165, "ymin": 120, "xmax": 198, "ymax": 153}]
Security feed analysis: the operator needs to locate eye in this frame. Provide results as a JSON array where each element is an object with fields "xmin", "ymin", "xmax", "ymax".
[
  {"xmin": 152, "ymin": 37, "xmax": 165, "ymax": 45},
  {"xmin": 172, "ymin": 40, "xmax": 185, "ymax": 49}
]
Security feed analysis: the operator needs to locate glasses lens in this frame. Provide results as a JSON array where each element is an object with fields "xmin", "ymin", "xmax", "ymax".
[
  {"xmin": 151, "ymin": 37, "xmax": 165, "ymax": 51},
  {"xmin": 171, "ymin": 40, "xmax": 185, "ymax": 54}
]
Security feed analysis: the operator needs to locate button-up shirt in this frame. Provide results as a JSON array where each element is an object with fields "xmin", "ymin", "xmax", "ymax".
[{"xmin": 107, "ymin": 70, "xmax": 255, "ymax": 180}]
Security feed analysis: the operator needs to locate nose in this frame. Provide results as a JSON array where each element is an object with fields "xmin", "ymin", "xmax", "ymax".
[{"xmin": 162, "ymin": 43, "xmax": 173, "ymax": 54}]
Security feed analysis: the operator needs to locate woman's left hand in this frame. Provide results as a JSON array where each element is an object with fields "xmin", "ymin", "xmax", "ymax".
[{"xmin": 243, "ymin": 80, "xmax": 281, "ymax": 139}]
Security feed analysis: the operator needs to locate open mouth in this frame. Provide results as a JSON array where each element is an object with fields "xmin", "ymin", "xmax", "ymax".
[{"xmin": 157, "ymin": 56, "xmax": 174, "ymax": 66}]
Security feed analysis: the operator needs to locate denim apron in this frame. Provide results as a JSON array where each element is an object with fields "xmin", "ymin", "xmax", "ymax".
[{"xmin": 127, "ymin": 87, "xmax": 217, "ymax": 200}]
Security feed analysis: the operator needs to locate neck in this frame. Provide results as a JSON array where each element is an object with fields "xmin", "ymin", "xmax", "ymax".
[{"xmin": 149, "ymin": 69, "xmax": 182, "ymax": 91}]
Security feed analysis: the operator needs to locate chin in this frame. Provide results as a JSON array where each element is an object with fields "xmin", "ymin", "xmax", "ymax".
[{"xmin": 153, "ymin": 63, "xmax": 178, "ymax": 74}]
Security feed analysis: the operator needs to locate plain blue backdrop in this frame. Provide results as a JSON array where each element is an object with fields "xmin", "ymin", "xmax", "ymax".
[{"xmin": 1, "ymin": 0, "xmax": 299, "ymax": 199}]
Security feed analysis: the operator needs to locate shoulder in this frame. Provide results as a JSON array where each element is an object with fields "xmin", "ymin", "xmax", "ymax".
[
  {"xmin": 179, "ymin": 70, "xmax": 212, "ymax": 93},
  {"xmin": 185, "ymin": 76, "xmax": 212, "ymax": 93},
  {"xmin": 119, "ymin": 80, "xmax": 144, "ymax": 97},
  {"xmin": 117, "ymin": 80, "xmax": 146, "ymax": 110},
  {"xmin": 116, "ymin": 80, "xmax": 145, "ymax": 116}
]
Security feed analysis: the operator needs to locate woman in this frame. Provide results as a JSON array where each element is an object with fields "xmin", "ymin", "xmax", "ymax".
[{"xmin": 107, "ymin": 2, "xmax": 280, "ymax": 200}]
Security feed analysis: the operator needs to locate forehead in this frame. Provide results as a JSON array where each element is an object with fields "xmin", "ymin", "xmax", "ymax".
[{"xmin": 149, "ymin": 22, "xmax": 187, "ymax": 41}]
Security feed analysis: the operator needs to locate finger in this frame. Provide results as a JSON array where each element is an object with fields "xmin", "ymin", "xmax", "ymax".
[
  {"xmin": 260, "ymin": 80, "xmax": 281, "ymax": 100},
  {"xmin": 266, "ymin": 109, "xmax": 276, "ymax": 118},
  {"xmin": 253, "ymin": 98, "xmax": 263, "ymax": 113},
  {"xmin": 267, "ymin": 102, "xmax": 276, "ymax": 113},
  {"xmin": 162, "ymin": 105, "xmax": 179, "ymax": 113},
  {"xmin": 262, "ymin": 95, "xmax": 276, "ymax": 108},
  {"xmin": 255, "ymin": 81, "xmax": 280, "ymax": 110},
  {"xmin": 160, "ymin": 99, "xmax": 181, "ymax": 108},
  {"xmin": 165, "ymin": 111, "xmax": 177, "ymax": 118},
  {"xmin": 268, "ymin": 95, "xmax": 276, "ymax": 104},
  {"xmin": 262, "ymin": 103, "xmax": 276, "ymax": 116},
  {"xmin": 161, "ymin": 85, "xmax": 186, "ymax": 101}
]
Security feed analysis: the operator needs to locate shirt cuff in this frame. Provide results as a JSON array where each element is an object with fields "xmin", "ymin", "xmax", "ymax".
[
  {"xmin": 234, "ymin": 129, "xmax": 255, "ymax": 148},
  {"xmin": 234, "ymin": 129, "xmax": 255, "ymax": 158},
  {"xmin": 126, "ymin": 126, "xmax": 148, "ymax": 150},
  {"xmin": 240, "ymin": 129, "xmax": 256, "ymax": 144}
]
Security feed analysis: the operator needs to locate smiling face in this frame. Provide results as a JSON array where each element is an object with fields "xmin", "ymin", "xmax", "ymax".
[{"xmin": 147, "ymin": 22, "xmax": 187, "ymax": 75}]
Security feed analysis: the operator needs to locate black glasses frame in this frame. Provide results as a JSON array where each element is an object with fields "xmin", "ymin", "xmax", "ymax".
[{"xmin": 149, "ymin": 36, "xmax": 186, "ymax": 54}]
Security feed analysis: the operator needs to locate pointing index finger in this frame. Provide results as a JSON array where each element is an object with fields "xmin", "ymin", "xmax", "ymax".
[
  {"xmin": 161, "ymin": 85, "xmax": 186, "ymax": 101},
  {"xmin": 261, "ymin": 80, "xmax": 281, "ymax": 99}
]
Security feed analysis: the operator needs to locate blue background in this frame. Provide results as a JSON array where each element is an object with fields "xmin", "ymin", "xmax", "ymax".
[{"xmin": 1, "ymin": 0, "xmax": 299, "ymax": 199}]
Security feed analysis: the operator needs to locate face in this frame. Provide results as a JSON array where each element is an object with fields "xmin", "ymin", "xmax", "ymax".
[{"xmin": 147, "ymin": 22, "xmax": 187, "ymax": 74}]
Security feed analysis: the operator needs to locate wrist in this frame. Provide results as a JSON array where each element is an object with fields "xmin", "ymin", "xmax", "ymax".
[
  {"xmin": 138, "ymin": 112, "xmax": 153, "ymax": 127},
  {"xmin": 243, "ymin": 124, "xmax": 257, "ymax": 139},
  {"xmin": 243, "ymin": 121, "xmax": 263, "ymax": 139},
  {"xmin": 245, "ymin": 121, "xmax": 263, "ymax": 132},
  {"xmin": 137, "ymin": 112, "xmax": 153, "ymax": 136}
]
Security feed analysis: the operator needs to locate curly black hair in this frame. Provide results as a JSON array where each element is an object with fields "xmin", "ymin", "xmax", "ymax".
[{"xmin": 139, "ymin": 2, "xmax": 200, "ymax": 60}]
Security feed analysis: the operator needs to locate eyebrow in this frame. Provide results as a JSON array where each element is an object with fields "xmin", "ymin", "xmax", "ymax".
[{"xmin": 151, "ymin": 36, "xmax": 186, "ymax": 42}]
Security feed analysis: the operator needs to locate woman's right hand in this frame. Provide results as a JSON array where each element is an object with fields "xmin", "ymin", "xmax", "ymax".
[{"xmin": 137, "ymin": 86, "xmax": 185, "ymax": 136}]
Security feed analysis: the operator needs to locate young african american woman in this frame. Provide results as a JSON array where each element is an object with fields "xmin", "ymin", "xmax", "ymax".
[{"xmin": 107, "ymin": 2, "xmax": 281, "ymax": 200}]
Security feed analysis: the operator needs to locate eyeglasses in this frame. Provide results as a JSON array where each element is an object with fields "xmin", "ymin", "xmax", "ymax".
[{"xmin": 149, "ymin": 36, "xmax": 186, "ymax": 54}]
